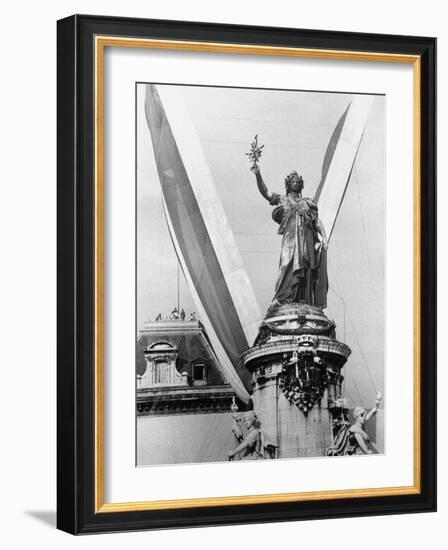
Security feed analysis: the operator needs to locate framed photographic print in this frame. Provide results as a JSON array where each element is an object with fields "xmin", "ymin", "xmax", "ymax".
[{"xmin": 57, "ymin": 14, "xmax": 436, "ymax": 534}]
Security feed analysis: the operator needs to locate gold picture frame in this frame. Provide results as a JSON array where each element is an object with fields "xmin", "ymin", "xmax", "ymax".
[{"xmin": 57, "ymin": 15, "xmax": 436, "ymax": 534}]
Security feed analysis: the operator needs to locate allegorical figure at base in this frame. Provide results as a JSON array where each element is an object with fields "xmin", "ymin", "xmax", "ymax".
[
  {"xmin": 227, "ymin": 408, "xmax": 277, "ymax": 461},
  {"xmin": 327, "ymin": 393, "xmax": 382, "ymax": 456},
  {"xmin": 247, "ymin": 136, "xmax": 329, "ymax": 309}
]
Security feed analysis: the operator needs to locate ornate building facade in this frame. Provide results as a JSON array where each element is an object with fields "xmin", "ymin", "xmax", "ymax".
[{"xmin": 137, "ymin": 318, "xmax": 246, "ymax": 416}]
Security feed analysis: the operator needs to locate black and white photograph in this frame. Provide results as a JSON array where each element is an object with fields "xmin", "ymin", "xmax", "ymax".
[
  {"xmin": 136, "ymin": 83, "xmax": 385, "ymax": 466},
  {"xmin": 0, "ymin": 0, "xmax": 442, "ymax": 543}
]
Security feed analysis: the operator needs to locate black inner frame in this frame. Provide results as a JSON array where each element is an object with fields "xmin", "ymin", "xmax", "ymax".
[{"xmin": 57, "ymin": 14, "xmax": 436, "ymax": 535}]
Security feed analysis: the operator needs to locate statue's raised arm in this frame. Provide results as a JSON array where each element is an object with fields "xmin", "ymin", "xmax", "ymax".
[
  {"xmin": 365, "ymin": 392, "xmax": 382, "ymax": 423},
  {"xmin": 246, "ymin": 135, "xmax": 271, "ymax": 203},
  {"xmin": 246, "ymin": 135, "xmax": 279, "ymax": 205},
  {"xmin": 251, "ymin": 164, "xmax": 277, "ymax": 204}
]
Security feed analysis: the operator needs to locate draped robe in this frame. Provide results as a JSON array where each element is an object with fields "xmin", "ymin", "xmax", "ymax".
[{"xmin": 269, "ymin": 193, "xmax": 328, "ymax": 308}]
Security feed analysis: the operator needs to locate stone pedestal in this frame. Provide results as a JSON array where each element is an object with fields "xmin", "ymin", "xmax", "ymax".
[{"xmin": 242, "ymin": 303, "xmax": 351, "ymax": 458}]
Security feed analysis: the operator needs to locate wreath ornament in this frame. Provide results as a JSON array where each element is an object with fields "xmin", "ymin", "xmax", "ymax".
[{"xmin": 279, "ymin": 339, "xmax": 329, "ymax": 413}]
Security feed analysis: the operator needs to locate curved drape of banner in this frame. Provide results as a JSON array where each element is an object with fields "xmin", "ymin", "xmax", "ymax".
[
  {"xmin": 145, "ymin": 85, "xmax": 257, "ymax": 400},
  {"xmin": 314, "ymin": 96, "xmax": 374, "ymax": 239}
]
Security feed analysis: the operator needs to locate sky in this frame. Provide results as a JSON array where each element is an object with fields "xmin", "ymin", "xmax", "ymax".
[{"xmin": 137, "ymin": 83, "xmax": 385, "ymax": 408}]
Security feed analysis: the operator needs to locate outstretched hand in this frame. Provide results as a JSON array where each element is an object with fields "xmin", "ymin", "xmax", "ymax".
[{"xmin": 250, "ymin": 163, "xmax": 260, "ymax": 175}]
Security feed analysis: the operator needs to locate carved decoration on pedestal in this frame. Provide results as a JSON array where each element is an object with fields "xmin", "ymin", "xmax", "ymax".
[
  {"xmin": 279, "ymin": 335, "xmax": 329, "ymax": 413},
  {"xmin": 243, "ymin": 303, "xmax": 351, "ymax": 417}
]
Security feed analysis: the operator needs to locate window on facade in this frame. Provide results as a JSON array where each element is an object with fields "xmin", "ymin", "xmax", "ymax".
[
  {"xmin": 193, "ymin": 364, "xmax": 204, "ymax": 380},
  {"xmin": 193, "ymin": 363, "xmax": 208, "ymax": 385},
  {"xmin": 154, "ymin": 361, "xmax": 169, "ymax": 385}
]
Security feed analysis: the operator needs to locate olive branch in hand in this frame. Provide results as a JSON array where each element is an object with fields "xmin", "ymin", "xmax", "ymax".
[{"xmin": 245, "ymin": 134, "xmax": 264, "ymax": 169}]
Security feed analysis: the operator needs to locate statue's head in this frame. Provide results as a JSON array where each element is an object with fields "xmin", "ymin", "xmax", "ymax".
[
  {"xmin": 285, "ymin": 171, "xmax": 304, "ymax": 194},
  {"xmin": 243, "ymin": 411, "xmax": 257, "ymax": 429},
  {"xmin": 353, "ymin": 406, "xmax": 367, "ymax": 424}
]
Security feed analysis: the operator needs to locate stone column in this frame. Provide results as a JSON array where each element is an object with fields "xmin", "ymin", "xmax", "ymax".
[{"xmin": 242, "ymin": 304, "xmax": 351, "ymax": 458}]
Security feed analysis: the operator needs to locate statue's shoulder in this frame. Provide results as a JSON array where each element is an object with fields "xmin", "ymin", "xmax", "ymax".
[
  {"xmin": 303, "ymin": 197, "xmax": 318, "ymax": 210},
  {"xmin": 269, "ymin": 192, "xmax": 282, "ymax": 206}
]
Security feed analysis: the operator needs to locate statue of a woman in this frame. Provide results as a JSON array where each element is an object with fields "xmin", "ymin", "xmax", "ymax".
[
  {"xmin": 251, "ymin": 163, "xmax": 329, "ymax": 308},
  {"xmin": 228, "ymin": 411, "xmax": 277, "ymax": 460},
  {"xmin": 348, "ymin": 404, "xmax": 380, "ymax": 455},
  {"xmin": 327, "ymin": 393, "xmax": 382, "ymax": 456},
  {"xmin": 228, "ymin": 411, "xmax": 263, "ymax": 460}
]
